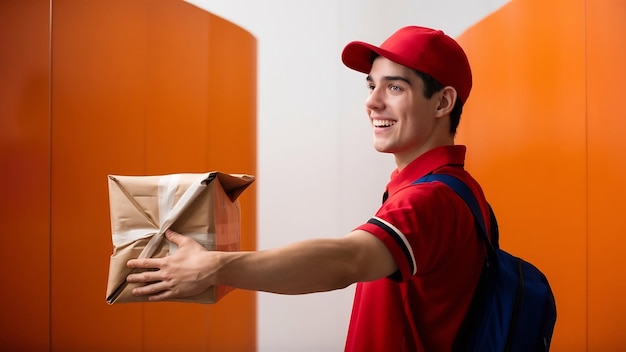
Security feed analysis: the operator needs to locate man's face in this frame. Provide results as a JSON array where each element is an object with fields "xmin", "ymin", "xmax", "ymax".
[{"xmin": 365, "ymin": 56, "xmax": 442, "ymax": 169}]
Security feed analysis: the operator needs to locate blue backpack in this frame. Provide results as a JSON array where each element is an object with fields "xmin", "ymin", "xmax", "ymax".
[{"xmin": 414, "ymin": 173, "xmax": 557, "ymax": 351}]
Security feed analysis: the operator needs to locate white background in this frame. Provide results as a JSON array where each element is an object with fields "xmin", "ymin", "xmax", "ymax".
[{"xmin": 184, "ymin": 1, "xmax": 508, "ymax": 350}]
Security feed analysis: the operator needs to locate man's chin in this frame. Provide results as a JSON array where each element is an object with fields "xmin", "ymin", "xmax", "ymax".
[{"xmin": 373, "ymin": 145, "xmax": 394, "ymax": 154}]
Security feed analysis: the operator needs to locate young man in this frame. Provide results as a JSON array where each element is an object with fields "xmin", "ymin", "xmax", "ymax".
[{"xmin": 127, "ymin": 26, "xmax": 491, "ymax": 351}]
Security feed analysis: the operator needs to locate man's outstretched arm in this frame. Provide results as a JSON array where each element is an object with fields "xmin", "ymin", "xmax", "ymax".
[{"xmin": 126, "ymin": 229, "xmax": 397, "ymax": 301}]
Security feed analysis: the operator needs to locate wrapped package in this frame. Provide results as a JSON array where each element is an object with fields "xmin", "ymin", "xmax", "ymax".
[{"xmin": 105, "ymin": 171, "xmax": 254, "ymax": 304}]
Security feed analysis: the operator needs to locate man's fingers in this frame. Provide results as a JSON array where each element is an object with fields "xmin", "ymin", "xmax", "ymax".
[
  {"xmin": 165, "ymin": 229, "xmax": 185, "ymax": 245},
  {"xmin": 127, "ymin": 257, "xmax": 161, "ymax": 269},
  {"xmin": 127, "ymin": 269, "xmax": 159, "ymax": 283},
  {"xmin": 129, "ymin": 281, "xmax": 180, "ymax": 302},
  {"xmin": 131, "ymin": 282, "xmax": 166, "ymax": 298},
  {"xmin": 165, "ymin": 230, "xmax": 205, "ymax": 251},
  {"xmin": 125, "ymin": 231, "xmax": 186, "ymax": 270}
]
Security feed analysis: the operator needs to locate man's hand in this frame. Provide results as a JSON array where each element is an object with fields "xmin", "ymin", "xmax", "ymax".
[{"xmin": 126, "ymin": 229, "xmax": 218, "ymax": 301}]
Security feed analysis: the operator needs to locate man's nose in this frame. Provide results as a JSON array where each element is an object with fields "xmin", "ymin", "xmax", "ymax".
[{"xmin": 365, "ymin": 88, "xmax": 384, "ymax": 111}]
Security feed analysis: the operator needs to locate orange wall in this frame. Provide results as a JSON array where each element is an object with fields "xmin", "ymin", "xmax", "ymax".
[
  {"xmin": 457, "ymin": 0, "xmax": 626, "ymax": 350},
  {"xmin": 1, "ymin": 0, "xmax": 256, "ymax": 351},
  {"xmin": 0, "ymin": 0, "xmax": 52, "ymax": 350}
]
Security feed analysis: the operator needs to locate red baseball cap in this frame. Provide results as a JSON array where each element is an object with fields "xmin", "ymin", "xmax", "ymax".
[{"xmin": 341, "ymin": 26, "xmax": 472, "ymax": 103}]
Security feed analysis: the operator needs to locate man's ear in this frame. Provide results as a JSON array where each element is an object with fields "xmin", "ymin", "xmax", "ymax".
[{"xmin": 435, "ymin": 86, "xmax": 458, "ymax": 117}]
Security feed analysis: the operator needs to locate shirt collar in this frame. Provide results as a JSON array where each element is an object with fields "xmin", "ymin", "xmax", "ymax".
[{"xmin": 387, "ymin": 145, "xmax": 467, "ymax": 195}]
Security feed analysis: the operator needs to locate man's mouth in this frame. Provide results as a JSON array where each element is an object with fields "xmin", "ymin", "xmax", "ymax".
[{"xmin": 372, "ymin": 119, "xmax": 396, "ymax": 128}]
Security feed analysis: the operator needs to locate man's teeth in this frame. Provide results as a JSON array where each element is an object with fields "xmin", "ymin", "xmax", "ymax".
[{"xmin": 373, "ymin": 119, "xmax": 396, "ymax": 127}]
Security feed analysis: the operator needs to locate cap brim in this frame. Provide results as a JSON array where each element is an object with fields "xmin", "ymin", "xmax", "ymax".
[{"xmin": 341, "ymin": 41, "xmax": 384, "ymax": 74}]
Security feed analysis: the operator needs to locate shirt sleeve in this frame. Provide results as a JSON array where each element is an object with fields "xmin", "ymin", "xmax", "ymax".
[{"xmin": 356, "ymin": 182, "xmax": 468, "ymax": 282}]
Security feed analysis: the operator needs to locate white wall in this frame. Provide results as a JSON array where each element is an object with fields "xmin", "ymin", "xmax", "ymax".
[{"xmin": 184, "ymin": 1, "xmax": 508, "ymax": 350}]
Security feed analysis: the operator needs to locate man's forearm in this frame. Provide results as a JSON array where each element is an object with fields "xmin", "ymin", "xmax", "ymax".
[{"xmin": 216, "ymin": 237, "xmax": 362, "ymax": 295}]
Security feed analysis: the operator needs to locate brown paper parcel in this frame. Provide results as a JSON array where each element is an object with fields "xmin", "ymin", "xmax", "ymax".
[{"xmin": 106, "ymin": 171, "xmax": 254, "ymax": 304}]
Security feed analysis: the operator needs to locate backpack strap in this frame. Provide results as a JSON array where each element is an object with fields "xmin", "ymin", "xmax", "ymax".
[{"xmin": 413, "ymin": 173, "xmax": 499, "ymax": 266}]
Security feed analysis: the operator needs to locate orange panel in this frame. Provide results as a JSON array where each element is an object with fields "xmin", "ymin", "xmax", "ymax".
[
  {"xmin": 586, "ymin": 1, "xmax": 626, "ymax": 350},
  {"xmin": 203, "ymin": 16, "xmax": 257, "ymax": 352},
  {"xmin": 137, "ymin": 3, "xmax": 258, "ymax": 352},
  {"xmin": 50, "ymin": 0, "xmax": 256, "ymax": 351},
  {"xmin": 457, "ymin": 0, "xmax": 587, "ymax": 350},
  {"xmin": 50, "ymin": 1, "xmax": 146, "ymax": 350},
  {"xmin": 0, "ymin": 0, "xmax": 52, "ymax": 350}
]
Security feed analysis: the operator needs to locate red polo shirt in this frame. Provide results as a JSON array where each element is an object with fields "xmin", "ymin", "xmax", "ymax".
[{"xmin": 345, "ymin": 145, "xmax": 490, "ymax": 352}]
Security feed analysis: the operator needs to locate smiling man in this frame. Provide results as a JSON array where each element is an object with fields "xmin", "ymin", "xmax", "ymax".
[{"xmin": 127, "ymin": 26, "xmax": 490, "ymax": 352}]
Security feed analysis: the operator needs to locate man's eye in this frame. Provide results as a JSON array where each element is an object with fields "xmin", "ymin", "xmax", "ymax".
[
  {"xmin": 390, "ymin": 85, "xmax": 401, "ymax": 91},
  {"xmin": 367, "ymin": 84, "xmax": 375, "ymax": 91}
]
